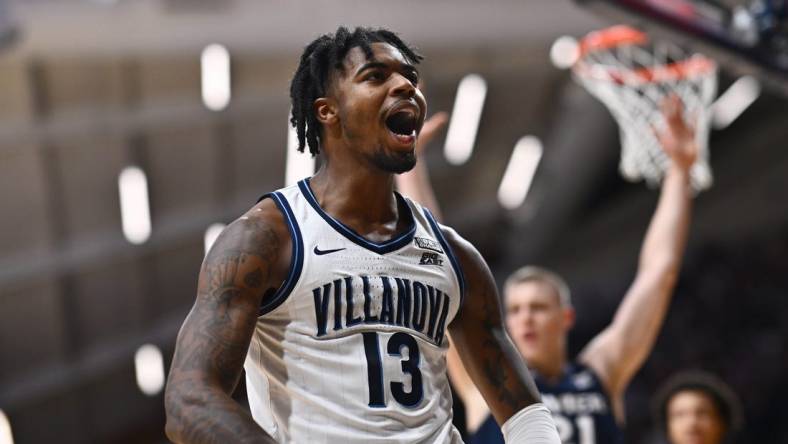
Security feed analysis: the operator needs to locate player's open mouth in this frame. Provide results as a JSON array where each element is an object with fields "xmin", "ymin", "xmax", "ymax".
[{"xmin": 385, "ymin": 109, "xmax": 418, "ymax": 146}]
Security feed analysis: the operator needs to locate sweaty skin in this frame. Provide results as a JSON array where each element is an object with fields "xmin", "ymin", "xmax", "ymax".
[{"xmin": 165, "ymin": 42, "xmax": 544, "ymax": 443}]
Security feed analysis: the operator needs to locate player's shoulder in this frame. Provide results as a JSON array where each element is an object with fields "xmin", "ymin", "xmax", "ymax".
[
  {"xmin": 436, "ymin": 224, "xmax": 491, "ymax": 286},
  {"xmin": 204, "ymin": 194, "xmax": 293, "ymax": 271},
  {"xmin": 435, "ymin": 223, "xmax": 470, "ymax": 253}
]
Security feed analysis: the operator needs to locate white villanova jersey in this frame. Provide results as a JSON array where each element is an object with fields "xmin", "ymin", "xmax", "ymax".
[{"xmin": 244, "ymin": 178, "xmax": 466, "ymax": 444}]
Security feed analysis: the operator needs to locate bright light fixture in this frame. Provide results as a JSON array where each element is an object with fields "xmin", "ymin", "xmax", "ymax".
[
  {"xmin": 444, "ymin": 74, "xmax": 487, "ymax": 165},
  {"xmin": 201, "ymin": 44, "xmax": 232, "ymax": 111},
  {"xmin": 497, "ymin": 136, "xmax": 543, "ymax": 210},
  {"xmin": 550, "ymin": 35, "xmax": 580, "ymax": 69},
  {"xmin": 134, "ymin": 344, "xmax": 165, "ymax": 396},
  {"xmin": 118, "ymin": 166, "xmax": 152, "ymax": 245},
  {"xmin": 712, "ymin": 75, "xmax": 760, "ymax": 129}
]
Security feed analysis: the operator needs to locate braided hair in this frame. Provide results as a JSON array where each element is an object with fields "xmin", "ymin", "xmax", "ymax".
[{"xmin": 289, "ymin": 26, "xmax": 423, "ymax": 155}]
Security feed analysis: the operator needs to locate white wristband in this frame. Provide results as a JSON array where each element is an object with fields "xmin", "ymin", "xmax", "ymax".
[{"xmin": 501, "ymin": 403, "xmax": 562, "ymax": 444}]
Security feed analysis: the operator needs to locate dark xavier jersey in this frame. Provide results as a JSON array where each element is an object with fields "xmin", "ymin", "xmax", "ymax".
[{"xmin": 468, "ymin": 362, "xmax": 623, "ymax": 444}]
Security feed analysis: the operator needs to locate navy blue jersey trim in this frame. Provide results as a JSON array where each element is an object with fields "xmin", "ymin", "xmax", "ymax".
[
  {"xmin": 297, "ymin": 178, "xmax": 416, "ymax": 255},
  {"xmin": 422, "ymin": 209, "xmax": 466, "ymax": 305},
  {"xmin": 258, "ymin": 192, "xmax": 304, "ymax": 316}
]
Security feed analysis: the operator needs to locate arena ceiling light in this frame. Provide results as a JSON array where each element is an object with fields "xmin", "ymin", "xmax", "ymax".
[
  {"xmin": 201, "ymin": 44, "xmax": 231, "ymax": 112},
  {"xmin": 0, "ymin": 409, "xmax": 13, "ymax": 444},
  {"xmin": 711, "ymin": 75, "xmax": 760, "ymax": 129},
  {"xmin": 444, "ymin": 74, "xmax": 487, "ymax": 165},
  {"xmin": 118, "ymin": 166, "xmax": 152, "ymax": 245},
  {"xmin": 497, "ymin": 136, "xmax": 543, "ymax": 210},
  {"xmin": 549, "ymin": 35, "xmax": 580, "ymax": 70},
  {"xmin": 285, "ymin": 114, "xmax": 316, "ymax": 186},
  {"xmin": 204, "ymin": 223, "xmax": 226, "ymax": 256},
  {"xmin": 134, "ymin": 344, "xmax": 165, "ymax": 397}
]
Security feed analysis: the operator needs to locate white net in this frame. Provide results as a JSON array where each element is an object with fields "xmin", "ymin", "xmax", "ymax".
[{"xmin": 573, "ymin": 28, "xmax": 718, "ymax": 191}]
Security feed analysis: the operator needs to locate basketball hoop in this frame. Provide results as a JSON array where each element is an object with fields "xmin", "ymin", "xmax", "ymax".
[{"xmin": 572, "ymin": 25, "xmax": 718, "ymax": 191}]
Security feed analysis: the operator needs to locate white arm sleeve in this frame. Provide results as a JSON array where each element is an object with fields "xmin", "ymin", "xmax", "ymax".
[{"xmin": 501, "ymin": 403, "xmax": 562, "ymax": 444}]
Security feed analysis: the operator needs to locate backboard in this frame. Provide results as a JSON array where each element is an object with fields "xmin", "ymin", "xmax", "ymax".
[{"xmin": 575, "ymin": 0, "xmax": 788, "ymax": 94}]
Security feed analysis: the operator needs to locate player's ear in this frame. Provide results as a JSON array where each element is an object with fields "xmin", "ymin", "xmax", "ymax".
[
  {"xmin": 314, "ymin": 97, "xmax": 338, "ymax": 126},
  {"xmin": 563, "ymin": 306, "xmax": 576, "ymax": 331}
]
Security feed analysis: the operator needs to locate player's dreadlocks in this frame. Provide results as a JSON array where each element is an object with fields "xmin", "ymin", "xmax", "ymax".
[{"xmin": 289, "ymin": 26, "xmax": 423, "ymax": 155}]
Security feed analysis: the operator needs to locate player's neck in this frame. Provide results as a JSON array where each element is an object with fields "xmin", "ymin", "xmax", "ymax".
[
  {"xmin": 309, "ymin": 165, "xmax": 401, "ymax": 229},
  {"xmin": 532, "ymin": 353, "xmax": 567, "ymax": 383}
]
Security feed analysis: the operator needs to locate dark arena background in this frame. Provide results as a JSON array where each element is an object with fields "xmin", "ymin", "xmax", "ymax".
[{"xmin": 0, "ymin": 0, "xmax": 787, "ymax": 443}]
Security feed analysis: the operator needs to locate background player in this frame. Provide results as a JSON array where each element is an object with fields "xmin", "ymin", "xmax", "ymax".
[
  {"xmin": 652, "ymin": 371, "xmax": 743, "ymax": 444},
  {"xmin": 397, "ymin": 96, "xmax": 698, "ymax": 443},
  {"xmin": 164, "ymin": 27, "xmax": 560, "ymax": 443}
]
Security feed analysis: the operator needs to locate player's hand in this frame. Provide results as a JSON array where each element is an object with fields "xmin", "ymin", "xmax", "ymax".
[
  {"xmin": 416, "ymin": 111, "xmax": 449, "ymax": 155},
  {"xmin": 654, "ymin": 95, "xmax": 698, "ymax": 172}
]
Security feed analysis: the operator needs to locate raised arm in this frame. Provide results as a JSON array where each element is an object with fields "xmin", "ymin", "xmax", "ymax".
[
  {"xmin": 579, "ymin": 96, "xmax": 696, "ymax": 400},
  {"xmin": 445, "ymin": 228, "xmax": 560, "ymax": 442},
  {"xmin": 164, "ymin": 200, "xmax": 291, "ymax": 444}
]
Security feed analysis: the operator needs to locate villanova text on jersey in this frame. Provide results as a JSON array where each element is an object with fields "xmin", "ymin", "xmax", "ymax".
[
  {"xmin": 243, "ymin": 180, "xmax": 466, "ymax": 443},
  {"xmin": 311, "ymin": 275, "xmax": 452, "ymax": 346}
]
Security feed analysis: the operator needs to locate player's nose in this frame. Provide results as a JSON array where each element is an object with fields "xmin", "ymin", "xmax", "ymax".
[{"xmin": 390, "ymin": 73, "xmax": 416, "ymax": 99}]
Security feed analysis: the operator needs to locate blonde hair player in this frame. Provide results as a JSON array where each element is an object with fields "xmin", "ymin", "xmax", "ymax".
[{"xmin": 397, "ymin": 95, "xmax": 698, "ymax": 443}]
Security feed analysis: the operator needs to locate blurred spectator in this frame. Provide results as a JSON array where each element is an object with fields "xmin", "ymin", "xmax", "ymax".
[{"xmin": 651, "ymin": 370, "xmax": 743, "ymax": 444}]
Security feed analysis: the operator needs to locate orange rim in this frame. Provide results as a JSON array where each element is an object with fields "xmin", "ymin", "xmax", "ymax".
[
  {"xmin": 578, "ymin": 25, "xmax": 649, "ymax": 57},
  {"xmin": 575, "ymin": 54, "xmax": 716, "ymax": 85},
  {"xmin": 574, "ymin": 25, "xmax": 717, "ymax": 85}
]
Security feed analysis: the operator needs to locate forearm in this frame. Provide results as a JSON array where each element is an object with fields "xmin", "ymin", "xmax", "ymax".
[
  {"xmin": 597, "ymin": 166, "xmax": 692, "ymax": 381},
  {"xmin": 165, "ymin": 386, "xmax": 275, "ymax": 444},
  {"xmin": 582, "ymin": 97, "xmax": 700, "ymax": 394},
  {"xmin": 624, "ymin": 166, "xmax": 691, "ymax": 328},
  {"xmin": 451, "ymin": 323, "xmax": 541, "ymax": 426},
  {"xmin": 443, "ymin": 226, "xmax": 549, "ymax": 431},
  {"xmin": 638, "ymin": 166, "xmax": 692, "ymax": 272}
]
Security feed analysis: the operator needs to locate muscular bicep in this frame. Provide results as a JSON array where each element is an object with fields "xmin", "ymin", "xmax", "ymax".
[
  {"xmin": 169, "ymin": 206, "xmax": 290, "ymax": 394},
  {"xmin": 173, "ymin": 279, "xmax": 263, "ymax": 393},
  {"xmin": 445, "ymin": 229, "xmax": 541, "ymax": 425}
]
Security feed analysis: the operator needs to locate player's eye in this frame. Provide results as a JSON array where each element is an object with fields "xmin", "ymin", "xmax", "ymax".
[{"xmin": 366, "ymin": 70, "xmax": 386, "ymax": 82}]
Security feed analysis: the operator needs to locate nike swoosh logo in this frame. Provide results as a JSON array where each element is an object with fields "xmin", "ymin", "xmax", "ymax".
[{"xmin": 313, "ymin": 246, "xmax": 346, "ymax": 256}]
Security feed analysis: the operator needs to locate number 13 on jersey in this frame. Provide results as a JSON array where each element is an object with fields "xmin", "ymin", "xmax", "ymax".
[{"xmin": 362, "ymin": 332, "xmax": 424, "ymax": 408}]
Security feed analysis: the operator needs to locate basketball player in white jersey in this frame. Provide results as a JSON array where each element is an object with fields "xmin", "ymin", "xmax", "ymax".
[
  {"xmin": 164, "ymin": 27, "xmax": 561, "ymax": 443},
  {"xmin": 397, "ymin": 95, "xmax": 698, "ymax": 443}
]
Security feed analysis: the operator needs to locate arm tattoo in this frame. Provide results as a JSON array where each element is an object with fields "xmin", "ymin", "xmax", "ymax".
[
  {"xmin": 165, "ymin": 217, "xmax": 282, "ymax": 443},
  {"xmin": 244, "ymin": 268, "xmax": 264, "ymax": 288},
  {"xmin": 477, "ymin": 286, "xmax": 539, "ymax": 412},
  {"xmin": 447, "ymin": 227, "xmax": 541, "ymax": 423}
]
